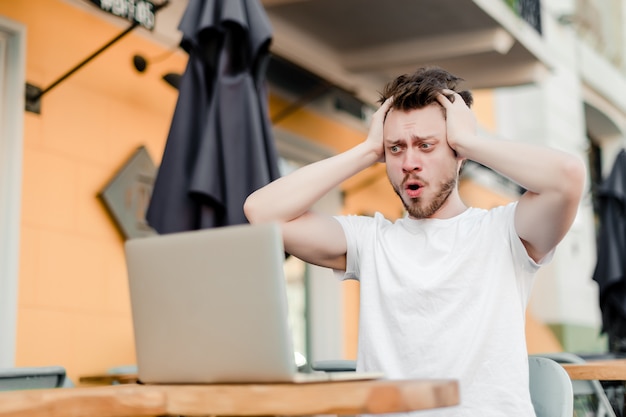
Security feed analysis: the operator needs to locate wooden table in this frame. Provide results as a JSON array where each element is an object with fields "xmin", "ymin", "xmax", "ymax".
[
  {"xmin": 0, "ymin": 378, "xmax": 459, "ymax": 417},
  {"xmin": 562, "ymin": 358, "xmax": 626, "ymax": 380}
]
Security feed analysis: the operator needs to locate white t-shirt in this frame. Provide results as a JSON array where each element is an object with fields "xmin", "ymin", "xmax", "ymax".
[{"xmin": 335, "ymin": 203, "xmax": 551, "ymax": 417}]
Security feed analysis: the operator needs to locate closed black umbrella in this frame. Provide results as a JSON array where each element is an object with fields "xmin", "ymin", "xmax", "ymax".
[
  {"xmin": 592, "ymin": 148, "xmax": 626, "ymax": 352},
  {"xmin": 146, "ymin": 0, "xmax": 281, "ymax": 233}
]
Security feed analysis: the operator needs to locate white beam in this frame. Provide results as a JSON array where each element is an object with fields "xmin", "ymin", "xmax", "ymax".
[
  {"xmin": 342, "ymin": 28, "xmax": 515, "ymax": 72},
  {"xmin": 0, "ymin": 16, "xmax": 25, "ymax": 368},
  {"xmin": 388, "ymin": 58, "xmax": 548, "ymax": 90},
  {"xmin": 461, "ymin": 61, "xmax": 550, "ymax": 89}
]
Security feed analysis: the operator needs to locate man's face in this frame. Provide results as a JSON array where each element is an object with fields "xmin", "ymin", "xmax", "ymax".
[{"xmin": 383, "ymin": 103, "xmax": 461, "ymax": 219}]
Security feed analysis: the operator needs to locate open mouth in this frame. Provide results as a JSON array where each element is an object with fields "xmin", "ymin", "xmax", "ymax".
[{"xmin": 404, "ymin": 181, "xmax": 423, "ymax": 198}]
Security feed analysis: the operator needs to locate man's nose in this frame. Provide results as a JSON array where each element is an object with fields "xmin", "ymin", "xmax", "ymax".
[{"xmin": 402, "ymin": 149, "xmax": 422, "ymax": 173}]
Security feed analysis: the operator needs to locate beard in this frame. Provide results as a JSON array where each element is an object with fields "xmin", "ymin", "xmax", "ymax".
[{"xmin": 392, "ymin": 174, "xmax": 457, "ymax": 219}]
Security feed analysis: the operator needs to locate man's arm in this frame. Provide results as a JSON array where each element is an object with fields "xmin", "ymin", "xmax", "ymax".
[
  {"xmin": 437, "ymin": 92, "xmax": 586, "ymax": 262},
  {"xmin": 244, "ymin": 99, "xmax": 394, "ymax": 270}
]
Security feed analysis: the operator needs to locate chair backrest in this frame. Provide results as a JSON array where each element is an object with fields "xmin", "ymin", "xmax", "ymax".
[
  {"xmin": 311, "ymin": 360, "xmax": 357, "ymax": 372},
  {"xmin": 0, "ymin": 366, "xmax": 68, "ymax": 391},
  {"xmin": 528, "ymin": 356, "xmax": 573, "ymax": 417},
  {"xmin": 534, "ymin": 353, "xmax": 617, "ymax": 417}
]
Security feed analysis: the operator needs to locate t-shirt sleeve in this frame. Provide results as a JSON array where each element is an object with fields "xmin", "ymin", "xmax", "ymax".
[
  {"xmin": 493, "ymin": 202, "xmax": 554, "ymax": 305},
  {"xmin": 333, "ymin": 214, "xmax": 377, "ymax": 281},
  {"xmin": 504, "ymin": 202, "xmax": 555, "ymax": 273}
]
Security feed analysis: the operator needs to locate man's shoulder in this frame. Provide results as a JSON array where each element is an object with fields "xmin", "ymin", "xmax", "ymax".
[
  {"xmin": 335, "ymin": 211, "xmax": 393, "ymax": 223},
  {"xmin": 334, "ymin": 212, "xmax": 396, "ymax": 232},
  {"xmin": 468, "ymin": 201, "xmax": 517, "ymax": 220}
]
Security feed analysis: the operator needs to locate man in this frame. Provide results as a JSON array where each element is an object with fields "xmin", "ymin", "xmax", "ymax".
[{"xmin": 244, "ymin": 67, "xmax": 585, "ymax": 416}]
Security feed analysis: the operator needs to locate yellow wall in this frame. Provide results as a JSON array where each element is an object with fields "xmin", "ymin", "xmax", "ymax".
[{"xmin": 1, "ymin": 0, "xmax": 187, "ymax": 382}]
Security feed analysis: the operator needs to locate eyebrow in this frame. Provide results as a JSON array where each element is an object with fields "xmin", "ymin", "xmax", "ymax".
[
  {"xmin": 385, "ymin": 135, "xmax": 439, "ymax": 145},
  {"xmin": 384, "ymin": 139, "xmax": 404, "ymax": 146},
  {"xmin": 411, "ymin": 134, "xmax": 439, "ymax": 142}
]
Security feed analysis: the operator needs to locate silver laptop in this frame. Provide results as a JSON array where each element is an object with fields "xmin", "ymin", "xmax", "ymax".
[{"xmin": 124, "ymin": 222, "xmax": 382, "ymax": 384}]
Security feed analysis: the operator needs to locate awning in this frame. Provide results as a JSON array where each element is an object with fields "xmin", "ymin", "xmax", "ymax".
[
  {"xmin": 262, "ymin": 0, "xmax": 554, "ymax": 104},
  {"xmin": 150, "ymin": 0, "xmax": 554, "ymax": 104}
]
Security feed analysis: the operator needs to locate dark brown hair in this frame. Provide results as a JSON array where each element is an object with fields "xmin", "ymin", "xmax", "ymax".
[{"xmin": 379, "ymin": 67, "xmax": 473, "ymax": 110}]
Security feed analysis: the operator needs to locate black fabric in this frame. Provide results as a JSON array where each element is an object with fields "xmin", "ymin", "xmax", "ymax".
[
  {"xmin": 592, "ymin": 149, "xmax": 626, "ymax": 350},
  {"xmin": 146, "ymin": 0, "xmax": 280, "ymax": 233}
]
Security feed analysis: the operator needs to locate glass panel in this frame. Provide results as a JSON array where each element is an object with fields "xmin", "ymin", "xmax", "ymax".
[
  {"xmin": 283, "ymin": 256, "xmax": 307, "ymax": 368},
  {"xmin": 278, "ymin": 156, "xmax": 309, "ymax": 368}
]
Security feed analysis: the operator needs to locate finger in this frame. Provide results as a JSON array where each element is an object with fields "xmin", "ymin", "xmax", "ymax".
[
  {"xmin": 376, "ymin": 96, "xmax": 394, "ymax": 114},
  {"xmin": 372, "ymin": 96, "xmax": 394, "ymax": 123},
  {"xmin": 381, "ymin": 96, "xmax": 394, "ymax": 108},
  {"xmin": 444, "ymin": 89, "xmax": 459, "ymax": 101},
  {"xmin": 437, "ymin": 90, "xmax": 461, "ymax": 107},
  {"xmin": 436, "ymin": 92, "xmax": 452, "ymax": 108}
]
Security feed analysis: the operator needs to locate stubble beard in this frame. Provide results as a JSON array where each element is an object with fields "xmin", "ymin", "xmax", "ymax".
[{"xmin": 392, "ymin": 175, "xmax": 457, "ymax": 219}]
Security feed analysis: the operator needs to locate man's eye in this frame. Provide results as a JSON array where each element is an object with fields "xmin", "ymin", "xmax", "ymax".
[
  {"xmin": 420, "ymin": 143, "xmax": 432, "ymax": 150},
  {"xmin": 390, "ymin": 145, "xmax": 400, "ymax": 153}
]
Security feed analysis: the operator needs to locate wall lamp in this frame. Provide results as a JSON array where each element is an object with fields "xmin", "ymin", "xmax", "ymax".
[{"xmin": 131, "ymin": 52, "xmax": 182, "ymax": 90}]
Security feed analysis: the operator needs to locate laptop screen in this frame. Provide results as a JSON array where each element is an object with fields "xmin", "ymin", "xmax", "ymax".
[{"xmin": 124, "ymin": 222, "xmax": 299, "ymax": 384}]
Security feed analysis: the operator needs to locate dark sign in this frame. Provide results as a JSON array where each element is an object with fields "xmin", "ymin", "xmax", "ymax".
[
  {"xmin": 89, "ymin": 0, "xmax": 156, "ymax": 31},
  {"xmin": 98, "ymin": 146, "xmax": 157, "ymax": 240}
]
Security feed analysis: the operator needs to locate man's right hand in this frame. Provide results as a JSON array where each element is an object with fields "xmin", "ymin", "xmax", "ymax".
[
  {"xmin": 365, "ymin": 97, "xmax": 394, "ymax": 163},
  {"xmin": 244, "ymin": 98, "xmax": 394, "ymax": 270}
]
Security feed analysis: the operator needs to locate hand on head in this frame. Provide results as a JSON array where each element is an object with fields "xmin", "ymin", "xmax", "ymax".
[
  {"xmin": 365, "ymin": 96, "xmax": 394, "ymax": 163},
  {"xmin": 436, "ymin": 89, "xmax": 477, "ymax": 158}
]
